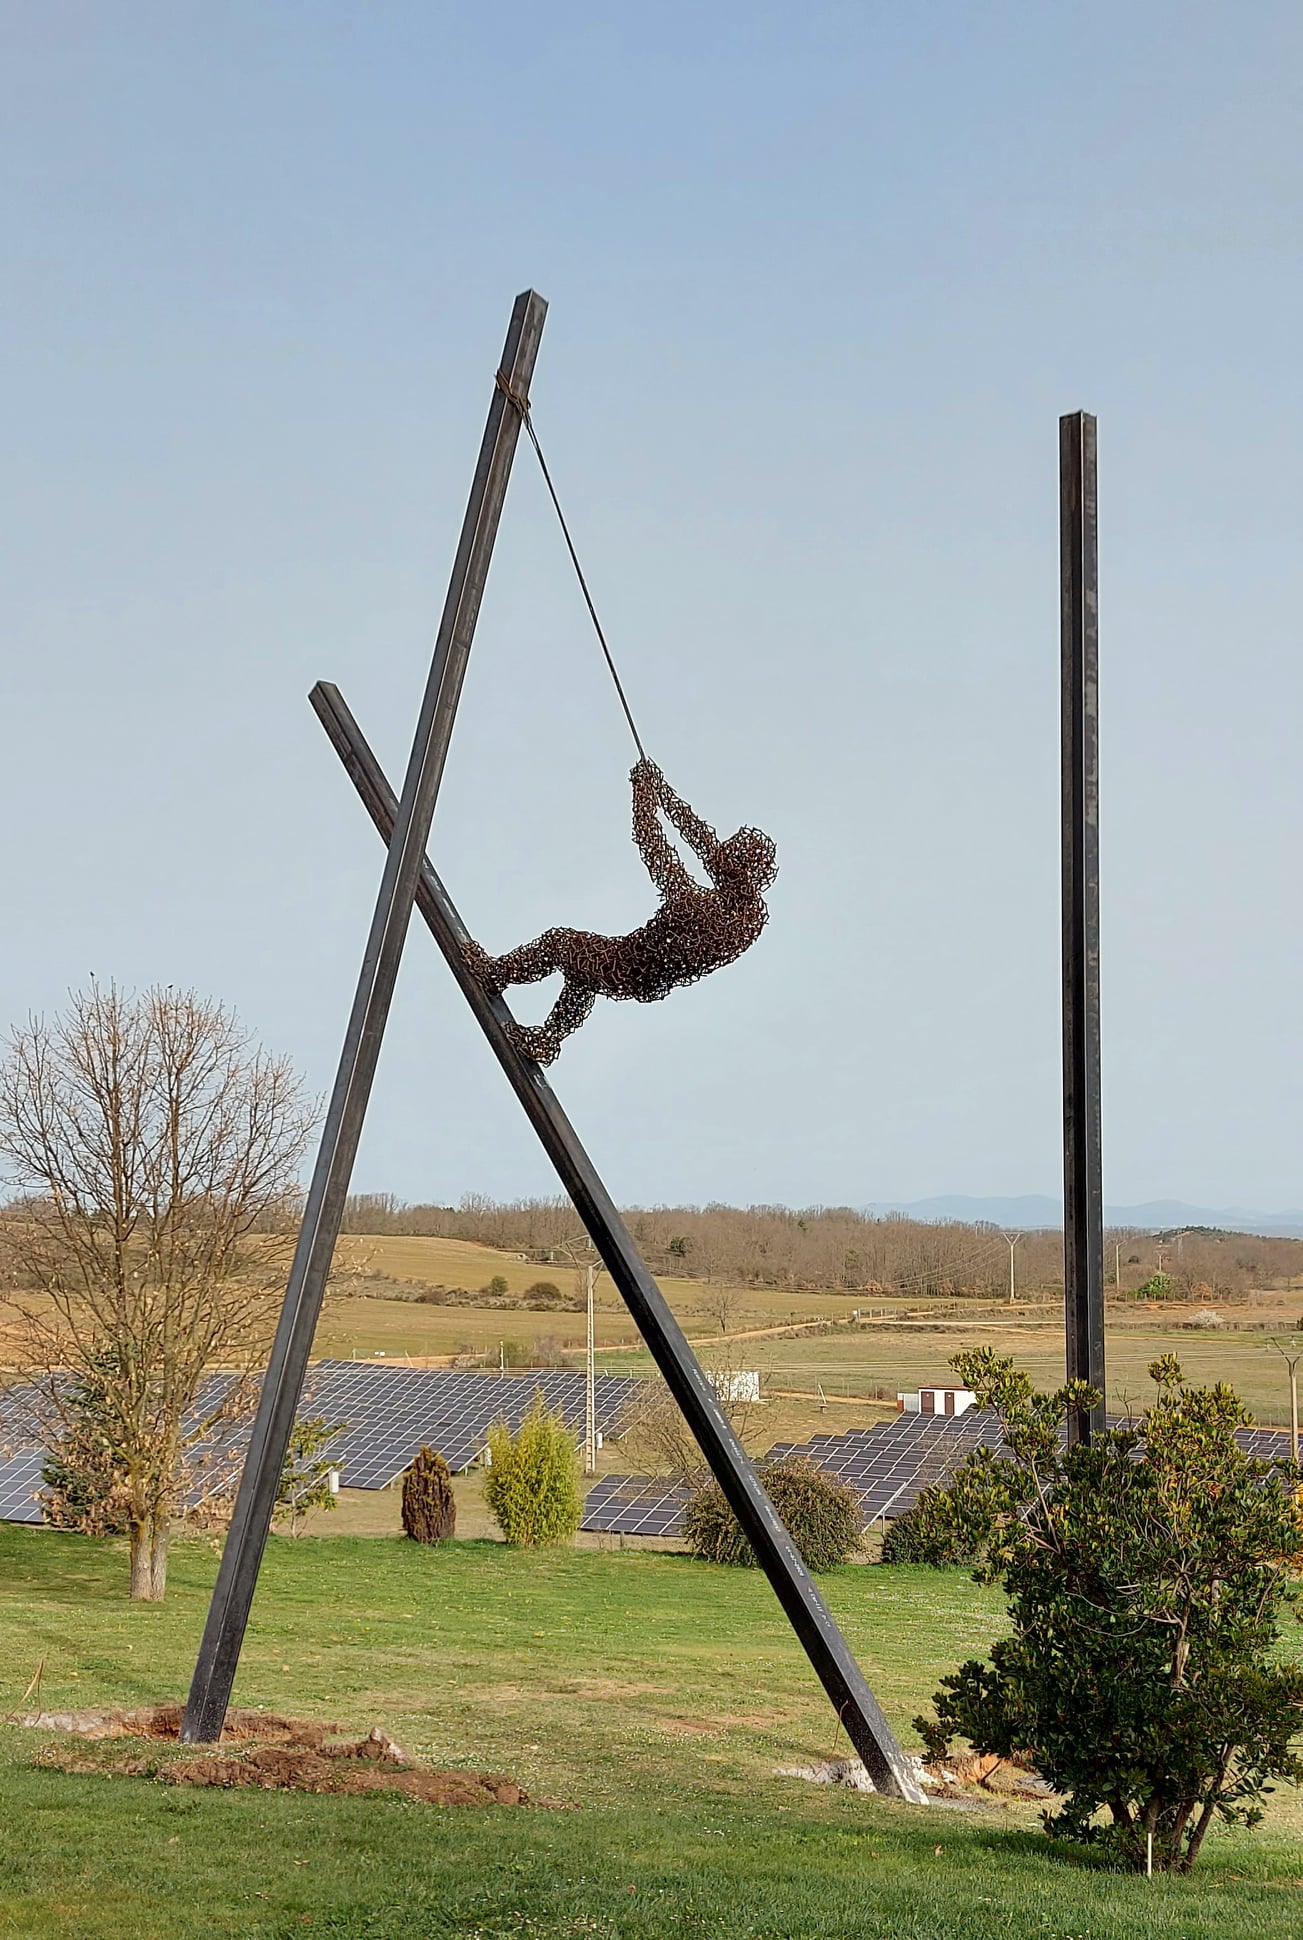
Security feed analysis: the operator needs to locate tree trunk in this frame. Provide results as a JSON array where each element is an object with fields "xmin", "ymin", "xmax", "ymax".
[
  {"xmin": 128, "ymin": 1521, "xmax": 156, "ymax": 1600},
  {"xmin": 128, "ymin": 1516, "xmax": 168, "ymax": 1601},
  {"xmin": 149, "ymin": 1519, "xmax": 169, "ymax": 1600}
]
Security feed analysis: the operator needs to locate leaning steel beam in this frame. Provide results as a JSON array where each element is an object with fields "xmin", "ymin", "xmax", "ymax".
[
  {"xmin": 1060, "ymin": 411, "xmax": 1106, "ymax": 1444},
  {"xmin": 309, "ymin": 677, "xmax": 927, "ymax": 1804},
  {"xmin": 181, "ymin": 290, "xmax": 548, "ymax": 1743}
]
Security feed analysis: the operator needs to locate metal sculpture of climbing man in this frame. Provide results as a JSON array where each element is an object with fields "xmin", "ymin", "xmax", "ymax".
[{"xmin": 465, "ymin": 757, "xmax": 777, "ymax": 1064}]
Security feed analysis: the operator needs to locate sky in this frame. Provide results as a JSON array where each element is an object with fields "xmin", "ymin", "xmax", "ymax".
[{"xmin": 2, "ymin": 3, "xmax": 1301, "ymax": 1213}]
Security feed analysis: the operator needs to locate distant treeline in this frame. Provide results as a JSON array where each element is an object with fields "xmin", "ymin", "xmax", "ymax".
[{"xmin": 340, "ymin": 1194, "xmax": 1303, "ymax": 1301}]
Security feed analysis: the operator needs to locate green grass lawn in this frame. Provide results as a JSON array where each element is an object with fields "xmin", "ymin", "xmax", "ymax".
[{"xmin": 1, "ymin": 1526, "xmax": 1301, "ymax": 1937}]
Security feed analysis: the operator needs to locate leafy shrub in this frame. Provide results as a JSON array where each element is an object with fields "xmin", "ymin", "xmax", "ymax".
[
  {"xmin": 879, "ymin": 1489, "xmax": 980, "ymax": 1566},
  {"xmin": 914, "ymin": 1347, "xmax": 1303, "ymax": 1874},
  {"xmin": 274, "ymin": 1416, "xmax": 345, "ymax": 1537},
  {"xmin": 485, "ymin": 1274, "xmax": 510, "ymax": 1297},
  {"xmin": 683, "ymin": 1456, "xmax": 862, "ymax": 1572},
  {"xmin": 525, "ymin": 1280, "xmax": 561, "ymax": 1300},
  {"xmin": 484, "ymin": 1396, "xmax": 581, "ymax": 1546},
  {"xmin": 1134, "ymin": 1271, "xmax": 1178, "ymax": 1301},
  {"xmin": 401, "ymin": 1445, "xmax": 456, "ymax": 1543}
]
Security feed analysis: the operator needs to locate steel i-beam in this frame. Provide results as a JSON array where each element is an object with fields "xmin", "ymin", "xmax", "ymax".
[
  {"xmin": 308, "ymin": 678, "xmax": 927, "ymax": 1804},
  {"xmin": 181, "ymin": 290, "xmax": 548, "ymax": 1743},
  {"xmin": 1060, "ymin": 411, "xmax": 1106, "ymax": 1443}
]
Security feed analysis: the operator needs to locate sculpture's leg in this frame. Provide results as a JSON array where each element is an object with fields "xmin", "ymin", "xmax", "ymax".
[
  {"xmin": 476, "ymin": 929, "xmax": 570, "ymax": 991},
  {"xmin": 509, "ymin": 979, "xmax": 597, "ymax": 1066}
]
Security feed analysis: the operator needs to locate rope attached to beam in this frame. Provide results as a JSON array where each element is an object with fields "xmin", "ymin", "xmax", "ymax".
[{"xmin": 495, "ymin": 369, "xmax": 646, "ymax": 761}]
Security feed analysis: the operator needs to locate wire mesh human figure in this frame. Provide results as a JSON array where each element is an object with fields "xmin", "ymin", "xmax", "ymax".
[{"xmin": 464, "ymin": 758, "xmax": 778, "ymax": 1065}]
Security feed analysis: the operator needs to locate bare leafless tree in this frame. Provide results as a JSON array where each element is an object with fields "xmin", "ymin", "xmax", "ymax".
[
  {"xmin": 698, "ymin": 1283, "xmax": 742, "ymax": 1336},
  {"xmin": 623, "ymin": 1342, "xmax": 767, "ymax": 1480},
  {"xmin": 0, "ymin": 985, "xmax": 313, "ymax": 1599}
]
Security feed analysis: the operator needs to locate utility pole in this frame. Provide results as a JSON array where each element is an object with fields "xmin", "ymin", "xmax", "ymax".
[
  {"xmin": 584, "ymin": 1261, "xmax": 597, "ymax": 1475},
  {"xmin": 1268, "ymin": 1338, "xmax": 1302, "ymax": 1465},
  {"xmin": 1003, "ymin": 1232, "xmax": 1022, "ymax": 1305},
  {"xmin": 555, "ymin": 1234, "xmax": 605, "ymax": 1476},
  {"xmin": 1114, "ymin": 1240, "xmax": 1121, "ymax": 1291}
]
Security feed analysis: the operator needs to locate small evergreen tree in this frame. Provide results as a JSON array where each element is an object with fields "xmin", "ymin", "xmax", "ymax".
[
  {"xmin": 40, "ymin": 1350, "xmax": 132, "ymax": 1534},
  {"xmin": 484, "ymin": 1395, "xmax": 581, "ymax": 1546},
  {"xmin": 683, "ymin": 1456, "xmax": 862, "ymax": 1572},
  {"xmin": 273, "ymin": 1417, "xmax": 345, "ymax": 1537},
  {"xmin": 914, "ymin": 1347, "xmax": 1303, "ymax": 1873},
  {"xmin": 401, "ymin": 1445, "xmax": 457, "ymax": 1543}
]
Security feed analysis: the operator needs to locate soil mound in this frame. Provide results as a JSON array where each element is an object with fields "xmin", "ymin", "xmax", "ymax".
[{"xmin": 24, "ymin": 1709, "xmax": 541, "ymax": 1805}]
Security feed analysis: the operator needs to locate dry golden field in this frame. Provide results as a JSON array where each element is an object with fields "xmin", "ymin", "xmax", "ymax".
[
  {"xmin": 5, "ymin": 1229, "xmax": 1298, "ymax": 1442},
  {"xmin": 323, "ymin": 1234, "xmax": 1303, "ymax": 1432}
]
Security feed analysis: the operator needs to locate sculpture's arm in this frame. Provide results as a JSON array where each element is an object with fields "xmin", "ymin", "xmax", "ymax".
[
  {"xmin": 631, "ymin": 760, "xmax": 693, "ymax": 896},
  {"xmin": 654, "ymin": 771, "xmax": 720, "ymax": 867}
]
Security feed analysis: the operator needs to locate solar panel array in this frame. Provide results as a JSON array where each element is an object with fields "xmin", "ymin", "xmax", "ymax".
[
  {"xmin": 581, "ymin": 1410, "xmax": 1300, "ymax": 1538},
  {"xmin": 0, "ymin": 1384, "xmax": 49, "ymax": 1524},
  {"xmin": 300, "ymin": 1361, "xmax": 640, "ymax": 1486},
  {"xmin": 0, "ymin": 1361, "xmax": 643, "ymax": 1523},
  {"xmin": 580, "ymin": 1473, "xmax": 692, "ymax": 1536}
]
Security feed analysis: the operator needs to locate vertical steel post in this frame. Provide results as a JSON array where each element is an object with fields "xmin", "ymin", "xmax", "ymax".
[
  {"xmin": 1060, "ymin": 411, "xmax": 1106, "ymax": 1442},
  {"xmin": 308, "ymin": 680, "xmax": 927, "ymax": 1804},
  {"xmin": 181, "ymin": 291, "xmax": 547, "ymax": 1743}
]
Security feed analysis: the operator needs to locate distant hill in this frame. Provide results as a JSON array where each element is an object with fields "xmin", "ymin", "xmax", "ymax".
[{"xmin": 869, "ymin": 1195, "xmax": 1303, "ymax": 1238}]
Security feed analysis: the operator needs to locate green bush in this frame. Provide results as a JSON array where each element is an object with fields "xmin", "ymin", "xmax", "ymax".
[
  {"xmin": 525, "ymin": 1280, "xmax": 561, "ymax": 1300},
  {"xmin": 683, "ymin": 1456, "xmax": 862, "ymax": 1572},
  {"xmin": 1134, "ymin": 1271, "xmax": 1178, "ymax": 1301},
  {"xmin": 274, "ymin": 1416, "xmax": 345, "ymax": 1538},
  {"xmin": 485, "ymin": 1274, "xmax": 510, "ymax": 1297},
  {"xmin": 484, "ymin": 1396, "xmax": 582, "ymax": 1546},
  {"xmin": 879, "ymin": 1489, "xmax": 981, "ymax": 1566},
  {"xmin": 401, "ymin": 1445, "xmax": 456, "ymax": 1543},
  {"xmin": 914, "ymin": 1346, "xmax": 1303, "ymax": 1874}
]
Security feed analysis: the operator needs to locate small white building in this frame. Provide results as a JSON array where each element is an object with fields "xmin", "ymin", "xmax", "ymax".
[
  {"xmin": 713, "ymin": 1370, "xmax": 761, "ymax": 1404},
  {"xmin": 897, "ymin": 1386, "xmax": 976, "ymax": 1417}
]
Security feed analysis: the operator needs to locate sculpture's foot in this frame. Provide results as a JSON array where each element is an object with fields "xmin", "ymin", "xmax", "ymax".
[
  {"xmin": 505, "ymin": 1019, "xmax": 560, "ymax": 1067},
  {"xmin": 461, "ymin": 937, "xmax": 502, "ymax": 995}
]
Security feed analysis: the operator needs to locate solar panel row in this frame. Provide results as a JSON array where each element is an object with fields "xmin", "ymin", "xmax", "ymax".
[
  {"xmin": 0, "ymin": 1361, "xmax": 643, "ymax": 1524},
  {"xmin": 580, "ymin": 1411, "xmax": 1300, "ymax": 1538}
]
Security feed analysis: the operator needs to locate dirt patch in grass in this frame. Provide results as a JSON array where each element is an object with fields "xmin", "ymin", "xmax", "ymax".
[
  {"xmin": 23, "ymin": 1707, "xmax": 549, "ymax": 1806},
  {"xmin": 21, "ymin": 1705, "xmax": 341, "ymax": 1745},
  {"xmin": 163, "ymin": 1745, "xmax": 533, "ymax": 1804}
]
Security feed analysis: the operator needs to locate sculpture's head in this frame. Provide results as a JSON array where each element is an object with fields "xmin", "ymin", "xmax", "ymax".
[{"xmin": 717, "ymin": 826, "xmax": 778, "ymax": 896}]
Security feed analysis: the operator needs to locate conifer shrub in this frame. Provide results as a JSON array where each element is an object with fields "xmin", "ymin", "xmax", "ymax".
[
  {"xmin": 401, "ymin": 1446, "xmax": 457, "ymax": 1543},
  {"xmin": 483, "ymin": 1396, "xmax": 582, "ymax": 1546},
  {"xmin": 683, "ymin": 1456, "xmax": 862, "ymax": 1572}
]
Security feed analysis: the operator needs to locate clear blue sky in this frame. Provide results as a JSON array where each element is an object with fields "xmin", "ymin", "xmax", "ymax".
[{"xmin": 3, "ymin": 3, "xmax": 1301, "ymax": 1211}]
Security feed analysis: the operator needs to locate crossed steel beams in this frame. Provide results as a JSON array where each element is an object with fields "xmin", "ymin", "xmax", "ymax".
[{"xmin": 181, "ymin": 288, "xmax": 923, "ymax": 1802}]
